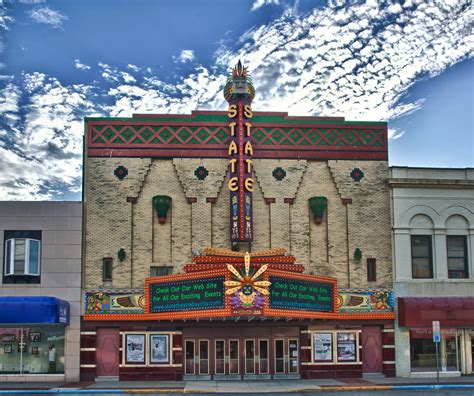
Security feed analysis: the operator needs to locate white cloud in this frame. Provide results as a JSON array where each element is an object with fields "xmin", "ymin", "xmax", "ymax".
[
  {"xmin": 29, "ymin": 6, "xmax": 68, "ymax": 29},
  {"xmin": 19, "ymin": 0, "xmax": 46, "ymax": 4},
  {"xmin": 251, "ymin": 0, "xmax": 280, "ymax": 11},
  {"xmin": 0, "ymin": 73, "xmax": 100, "ymax": 199},
  {"xmin": 98, "ymin": 62, "xmax": 136, "ymax": 83},
  {"xmin": 74, "ymin": 59, "xmax": 91, "ymax": 71},
  {"xmin": 388, "ymin": 128, "xmax": 405, "ymax": 140},
  {"xmin": 174, "ymin": 50, "xmax": 195, "ymax": 63},
  {"xmin": 0, "ymin": 4, "xmax": 14, "ymax": 31},
  {"xmin": 127, "ymin": 64, "xmax": 141, "ymax": 72}
]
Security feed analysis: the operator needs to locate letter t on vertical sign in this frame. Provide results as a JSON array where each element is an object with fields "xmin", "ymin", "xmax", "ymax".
[{"xmin": 223, "ymin": 60, "xmax": 255, "ymax": 242}]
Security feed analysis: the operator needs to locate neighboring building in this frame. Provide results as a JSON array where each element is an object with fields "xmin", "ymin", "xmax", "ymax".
[
  {"xmin": 0, "ymin": 201, "xmax": 82, "ymax": 382},
  {"xmin": 390, "ymin": 167, "xmax": 474, "ymax": 377},
  {"xmin": 81, "ymin": 62, "xmax": 395, "ymax": 380}
]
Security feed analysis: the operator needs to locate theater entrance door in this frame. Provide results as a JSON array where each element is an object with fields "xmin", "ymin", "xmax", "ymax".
[{"xmin": 183, "ymin": 326, "xmax": 300, "ymax": 379}]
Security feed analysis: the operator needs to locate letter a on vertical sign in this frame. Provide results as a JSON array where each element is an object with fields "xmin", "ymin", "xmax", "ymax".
[{"xmin": 223, "ymin": 60, "xmax": 255, "ymax": 242}]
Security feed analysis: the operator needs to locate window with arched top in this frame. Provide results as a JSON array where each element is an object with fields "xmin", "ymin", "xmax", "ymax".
[
  {"xmin": 446, "ymin": 215, "xmax": 469, "ymax": 279},
  {"xmin": 409, "ymin": 214, "xmax": 434, "ymax": 279}
]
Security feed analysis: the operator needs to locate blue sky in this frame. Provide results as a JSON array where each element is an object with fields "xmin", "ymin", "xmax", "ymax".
[{"xmin": 0, "ymin": 0, "xmax": 473, "ymax": 199}]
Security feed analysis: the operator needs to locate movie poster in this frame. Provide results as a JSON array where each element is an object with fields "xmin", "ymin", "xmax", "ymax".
[
  {"xmin": 126, "ymin": 334, "xmax": 145, "ymax": 364},
  {"xmin": 337, "ymin": 332, "xmax": 356, "ymax": 362},
  {"xmin": 314, "ymin": 333, "xmax": 332, "ymax": 361},
  {"xmin": 150, "ymin": 334, "xmax": 169, "ymax": 363}
]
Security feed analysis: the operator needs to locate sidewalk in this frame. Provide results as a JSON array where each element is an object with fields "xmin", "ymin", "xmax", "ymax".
[{"xmin": 0, "ymin": 376, "xmax": 473, "ymax": 393}]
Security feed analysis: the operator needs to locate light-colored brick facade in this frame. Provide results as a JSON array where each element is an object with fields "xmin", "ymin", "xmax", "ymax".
[
  {"xmin": 82, "ymin": 108, "xmax": 395, "ymax": 380},
  {"xmin": 84, "ymin": 157, "xmax": 392, "ymax": 290}
]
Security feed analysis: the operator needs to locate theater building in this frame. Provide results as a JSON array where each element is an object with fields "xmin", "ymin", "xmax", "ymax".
[
  {"xmin": 81, "ymin": 62, "xmax": 395, "ymax": 380},
  {"xmin": 390, "ymin": 167, "xmax": 474, "ymax": 377}
]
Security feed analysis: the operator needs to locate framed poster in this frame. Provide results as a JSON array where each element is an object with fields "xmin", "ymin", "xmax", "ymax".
[
  {"xmin": 4, "ymin": 344, "xmax": 12, "ymax": 353},
  {"xmin": 31, "ymin": 346, "xmax": 39, "ymax": 355},
  {"xmin": 125, "ymin": 334, "xmax": 145, "ymax": 364},
  {"xmin": 150, "ymin": 334, "xmax": 169, "ymax": 364},
  {"xmin": 29, "ymin": 332, "xmax": 41, "ymax": 342},
  {"xmin": 18, "ymin": 342, "xmax": 27, "ymax": 353},
  {"xmin": 313, "ymin": 333, "xmax": 333, "ymax": 362},
  {"xmin": 337, "ymin": 332, "xmax": 356, "ymax": 362},
  {"xmin": 0, "ymin": 334, "xmax": 16, "ymax": 343}
]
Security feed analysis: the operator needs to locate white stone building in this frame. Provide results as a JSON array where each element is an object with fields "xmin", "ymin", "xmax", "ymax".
[
  {"xmin": 389, "ymin": 167, "xmax": 474, "ymax": 377},
  {"xmin": 0, "ymin": 202, "xmax": 82, "ymax": 382}
]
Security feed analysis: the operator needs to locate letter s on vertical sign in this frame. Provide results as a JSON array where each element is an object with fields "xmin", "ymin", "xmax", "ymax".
[
  {"xmin": 244, "ymin": 105, "xmax": 252, "ymax": 119},
  {"xmin": 228, "ymin": 105, "xmax": 237, "ymax": 118}
]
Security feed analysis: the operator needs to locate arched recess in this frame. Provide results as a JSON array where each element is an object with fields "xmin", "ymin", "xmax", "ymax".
[
  {"xmin": 409, "ymin": 214, "xmax": 434, "ymax": 230},
  {"xmin": 398, "ymin": 205, "xmax": 440, "ymax": 229},
  {"xmin": 440, "ymin": 206, "xmax": 473, "ymax": 229}
]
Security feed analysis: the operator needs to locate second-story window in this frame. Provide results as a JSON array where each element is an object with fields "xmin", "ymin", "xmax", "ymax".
[
  {"xmin": 3, "ymin": 231, "xmax": 42, "ymax": 284},
  {"xmin": 150, "ymin": 266, "xmax": 173, "ymax": 277},
  {"xmin": 411, "ymin": 235, "xmax": 433, "ymax": 279},
  {"xmin": 447, "ymin": 236, "xmax": 468, "ymax": 279},
  {"xmin": 367, "ymin": 258, "xmax": 376, "ymax": 282},
  {"xmin": 103, "ymin": 258, "xmax": 113, "ymax": 282}
]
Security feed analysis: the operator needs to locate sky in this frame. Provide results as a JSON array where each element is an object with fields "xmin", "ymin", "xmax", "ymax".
[{"xmin": 0, "ymin": 0, "xmax": 473, "ymax": 200}]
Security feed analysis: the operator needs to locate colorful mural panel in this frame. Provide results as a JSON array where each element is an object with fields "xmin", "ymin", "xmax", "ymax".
[
  {"xmin": 84, "ymin": 290, "xmax": 145, "ymax": 314},
  {"xmin": 336, "ymin": 289, "xmax": 394, "ymax": 313}
]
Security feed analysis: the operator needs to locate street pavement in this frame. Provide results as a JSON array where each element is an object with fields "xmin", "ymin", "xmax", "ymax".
[{"xmin": 0, "ymin": 376, "xmax": 474, "ymax": 394}]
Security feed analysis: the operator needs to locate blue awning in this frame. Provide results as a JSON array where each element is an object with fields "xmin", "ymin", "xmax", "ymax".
[{"xmin": 0, "ymin": 297, "xmax": 70, "ymax": 326}]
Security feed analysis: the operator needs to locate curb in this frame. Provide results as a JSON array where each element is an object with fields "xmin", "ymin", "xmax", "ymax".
[{"xmin": 1, "ymin": 384, "xmax": 474, "ymax": 393}]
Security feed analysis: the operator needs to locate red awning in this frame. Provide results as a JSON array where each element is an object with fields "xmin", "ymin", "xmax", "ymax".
[{"xmin": 398, "ymin": 297, "xmax": 474, "ymax": 327}]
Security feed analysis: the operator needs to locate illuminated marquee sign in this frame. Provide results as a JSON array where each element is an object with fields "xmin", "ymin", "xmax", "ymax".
[
  {"xmin": 264, "ymin": 270, "xmax": 338, "ymax": 319},
  {"xmin": 149, "ymin": 277, "xmax": 225, "ymax": 313},
  {"xmin": 145, "ymin": 269, "xmax": 231, "ymax": 320},
  {"xmin": 268, "ymin": 276, "xmax": 334, "ymax": 312},
  {"xmin": 143, "ymin": 266, "xmax": 337, "ymax": 320},
  {"xmin": 224, "ymin": 60, "xmax": 255, "ymax": 242}
]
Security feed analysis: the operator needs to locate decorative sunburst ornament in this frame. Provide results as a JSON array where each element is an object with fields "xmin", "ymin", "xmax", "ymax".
[{"xmin": 224, "ymin": 252, "xmax": 271, "ymax": 309}]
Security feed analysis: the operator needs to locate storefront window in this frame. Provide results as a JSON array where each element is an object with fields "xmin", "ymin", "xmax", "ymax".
[
  {"xmin": 410, "ymin": 328, "xmax": 460, "ymax": 372},
  {"xmin": 0, "ymin": 326, "xmax": 64, "ymax": 374}
]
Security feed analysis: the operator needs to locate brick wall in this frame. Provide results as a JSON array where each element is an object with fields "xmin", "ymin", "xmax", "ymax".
[{"xmin": 84, "ymin": 158, "xmax": 392, "ymax": 290}]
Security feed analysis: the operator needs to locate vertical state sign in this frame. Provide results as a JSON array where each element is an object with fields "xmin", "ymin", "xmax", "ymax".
[{"xmin": 224, "ymin": 60, "xmax": 255, "ymax": 242}]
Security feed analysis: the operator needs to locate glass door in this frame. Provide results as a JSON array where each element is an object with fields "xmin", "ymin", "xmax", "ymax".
[
  {"xmin": 288, "ymin": 339, "xmax": 299, "ymax": 373},
  {"xmin": 245, "ymin": 339, "xmax": 256, "ymax": 374},
  {"xmin": 215, "ymin": 340, "xmax": 225, "ymax": 375},
  {"xmin": 229, "ymin": 339, "xmax": 239, "ymax": 375},
  {"xmin": 199, "ymin": 340, "xmax": 209, "ymax": 375},
  {"xmin": 275, "ymin": 339, "xmax": 285, "ymax": 374},
  {"xmin": 444, "ymin": 332, "xmax": 460, "ymax": 371},
  {"xmin": 185, "ymin": 340, "xmax": 195, "ymax": 375},
  {"xmin": 259, "ymin": 339, "xmax": 269, "ymax": 374}
]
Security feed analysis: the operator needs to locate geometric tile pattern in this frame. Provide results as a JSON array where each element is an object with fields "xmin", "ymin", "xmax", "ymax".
[
  {"xmin": 350, "ymin": 168, "xmax": 364, "ymax": 182},
  {"xmin": 90, "ymin": 125, "xmax": 386, "ymax": 148}
]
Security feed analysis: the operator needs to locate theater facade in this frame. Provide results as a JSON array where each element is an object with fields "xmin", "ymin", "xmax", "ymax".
[{"xmin": 81, "ymin": 62, "xmax": 395, "ymax": 380}]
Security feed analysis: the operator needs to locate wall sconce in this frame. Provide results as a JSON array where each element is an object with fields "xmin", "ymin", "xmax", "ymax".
[
  {"xmin": 118, "ymin": 248, "xmax": 126, "ymax": 262},
  {"xmin": 309, "ymin": 196, "xmax": 327, "ymax": 224},
  {"xmin": 354, "ymin": 248, "xmax": 362, "ymax": 262},
  {"xmin": 153, "ymin": 195, "xmax": 172, "ymax": 224}
]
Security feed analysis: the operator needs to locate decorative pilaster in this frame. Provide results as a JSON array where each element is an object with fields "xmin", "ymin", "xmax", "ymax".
[
  {"xmin": 253, "ymin": 159, "xmax": 307, "ymax": 252},
  {"xmin": 173, "ymin": 158, "xmax": 227, "ymax": 250},
  {"xmin": 434, "ymin": 227, "xmax": 447, "ymax": 279}
]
